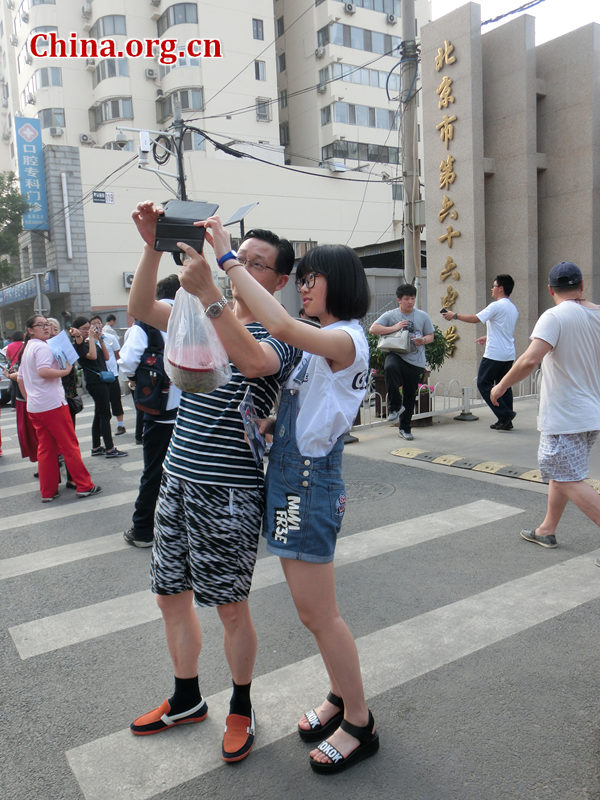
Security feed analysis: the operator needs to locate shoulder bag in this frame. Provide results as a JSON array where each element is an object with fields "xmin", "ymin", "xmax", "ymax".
[{"xmin": 377, "ymin": 328, "xmax": 411, "ymax": 354}]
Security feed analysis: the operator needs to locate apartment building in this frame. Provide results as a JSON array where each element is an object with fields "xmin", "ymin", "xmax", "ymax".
[
  {"xmin": 0, "ymin": 0, "xmax": 402, "ymax": 332},
  {"xmin": 275, "ymin": 0, "xmax": 432, "ymax": 176}
]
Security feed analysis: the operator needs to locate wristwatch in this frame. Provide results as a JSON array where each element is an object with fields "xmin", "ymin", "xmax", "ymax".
[
  {"xmin": 217, "ymin": 250, "xmax": 238, "ymax": 268},
  {"xmin": 205, "ymin": 295, "xmax": 228, "ymax": 318}
]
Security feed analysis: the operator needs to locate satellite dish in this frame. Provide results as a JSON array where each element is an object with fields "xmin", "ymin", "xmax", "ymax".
[{"xmin": 34, "ymin": 293, "xmax": 51, "ymax": 315}]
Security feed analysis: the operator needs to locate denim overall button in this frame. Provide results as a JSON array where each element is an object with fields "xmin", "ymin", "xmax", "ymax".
[
  {"xmin": 303, "ymin": 459, "xmax": 310, "ymax": 466},
  {"xmin": 302, "ymin": 470, "xmax": 309, "ymax": 477},
  {"xmin": 301, "ymin": 480, "xmax": 309, "ymax": 487}
]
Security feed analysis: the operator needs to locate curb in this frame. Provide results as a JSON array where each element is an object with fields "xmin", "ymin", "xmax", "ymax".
[{"xmin": 390, "ymin": 446, "xmax": 600, "ymax": 493}]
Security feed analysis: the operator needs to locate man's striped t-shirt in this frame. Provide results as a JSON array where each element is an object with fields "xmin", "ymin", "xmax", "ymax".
[{"xmin": 163, "ymin": 322, "xmax": 297, "ymax": 489}]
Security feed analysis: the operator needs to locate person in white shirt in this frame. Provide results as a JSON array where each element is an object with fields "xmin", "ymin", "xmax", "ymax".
[
  {"xmin": 490, "ymin": 261, "xmax": 600, "ymax": 558},
  {"xmin": 442, "ymin": 274, "xmax": 518, "ymax": 430}
]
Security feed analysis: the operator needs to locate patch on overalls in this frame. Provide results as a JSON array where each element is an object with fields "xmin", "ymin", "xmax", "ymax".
[
  {"xmin": 335, "ymin": 493, "xmax": 346, "ymax": 517},
  {"xmin": 273, "ymin": 494, "xmax": 301, "ymax": 544}
]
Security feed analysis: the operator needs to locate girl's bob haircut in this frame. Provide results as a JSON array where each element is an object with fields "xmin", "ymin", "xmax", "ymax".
[{"xmin": 296, "ymin": 244, "xmax": 370, "ymax": 320}]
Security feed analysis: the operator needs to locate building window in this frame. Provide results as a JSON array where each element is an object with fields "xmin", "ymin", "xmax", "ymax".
[
  {"xmin": 330, "ymin": 61, "xmax": 400, "ymax": 92},
  {"xmin": 317, "ymin": 23, "xmax": 400, "ymax": 56},
  {"xmin": 278, "ymin": 52, "xmax": 286, "ymax": 72},
  {"xmin": 252, "ymin": 18, "xmax": 264, "ymax": 40},
  {"xmin": 291, "ymin": 240, "xmax": 317, "ymax": 258},
  {"xmin": 90, "ymin": 96, "xmax": 133, "ymax": 130},
  {"xmin": 392, "ymin": 182, "xmax": 402, "ymax": 201},
  {"xmin": 279, "ymin": 89, "xmax": 287, "ymax": 109},
  {"xmin": 254, "ymin": 60, "xmax": 266, "ymax": 81},
  {"xmin": 22, "ymin": 66, "xmax": 62, "ymax": 105},
  {"xmin": 331, "ymin": 0, "xmax": 401, "ymax": 12},
  {"xmin": 256, "ymin": 97, "xmax": 271, "ymax": 122},
  {"xmin": 89, "ymin": 15, "xmax": 126, "ymax": 38},
  {"xmin": 158, "ymin": 50, "xmax": 200, "ymax": 78},
  {"xmin": 38, "ymin": 106, "xmax": 65, "ymax": 128},
  {"xmin": 92, "ymin": 58, "xmax": 129, "ymax": 88},
  {"xmin": 182, "ymin": 130, "xmax": 206, "ymax": 151},
  {"xmin": 322, "ymin": 139, "xmax": 400, "ymax": 164},
  {"xmin": 157, "ymin": 3, "xmax": 198, "ymax": 37},
  {"xmin": 156, "ymin": 87, "xmax": 203, "ymax": 122},
  {"xmin": 276, "ymin": 17, "xmax": 285, "ymax": 37},
  {"xmin": 324, "ymin": 101, "xmax": 398, "ymax": 130},
  {"xmin": 279, "ymin": 122, "xmax": 289, "ymax": 146}
]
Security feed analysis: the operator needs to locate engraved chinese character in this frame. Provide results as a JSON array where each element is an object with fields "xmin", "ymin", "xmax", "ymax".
[
  {"xmin": 438, "ymin": 195, "xmax": 458, "ymax": 224},
  {"xmin": 440, "ymin": 256, "xmax": 460, "ymax": 282},
  {"xmin": 435, "ymin": 40, "xmax": 456, "ymax": 72},
  {"xmin": 436, "ymin": 114, "xmax": 457, "ymax": 149},
  {"xmin": 436, "ymin": 76, "xmax": 455, "ymax": 109},
  {"xmin": 439, "ymin": 155, "xmax": 456, "ymax": 190},
  {"xmin": 441, "ymin": 285, "xmax": 458, "ymax": 310},
  {"xmin": 439, "ymin": 225, "xmax": 461, "ymax": 248},
  {"xmin": 443, "ymin": 325, "xmax": 459, "ymax": 355}
]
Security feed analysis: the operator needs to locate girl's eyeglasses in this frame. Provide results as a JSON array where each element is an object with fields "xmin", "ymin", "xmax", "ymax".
[{"xmin": 295, "ymin": 272, "xmax": 321, "ymax": 291}]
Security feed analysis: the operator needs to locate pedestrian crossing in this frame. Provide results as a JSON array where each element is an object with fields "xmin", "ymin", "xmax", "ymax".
[
  {"xmin": 3, "ymin": 423, "xmax": 600, "ymax": 800},
  {"xmin": 7, "ymin": 500, "xmax": 522, "ymax": 658}
]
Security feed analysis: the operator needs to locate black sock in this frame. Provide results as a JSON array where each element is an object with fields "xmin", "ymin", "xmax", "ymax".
[
  {"xmin": 229, "ymin": 680, "xmax": 252, "ymax": 717},
  {"xmin": 168, "ymin": 675, "xmax": 201, "ymax": 715}
]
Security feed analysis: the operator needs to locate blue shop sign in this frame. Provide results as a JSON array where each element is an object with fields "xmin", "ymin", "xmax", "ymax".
[
  {"xmin": 15, "ymin": 117, "xmax": 49, "ymax": 231},
  {"xmin": 0, "ymin": 271, "xmax": 57, "ymax": 308}
]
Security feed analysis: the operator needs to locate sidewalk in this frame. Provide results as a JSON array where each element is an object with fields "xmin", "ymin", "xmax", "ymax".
[{"xmin": 352, "ymin": 396, "xmax": 600, "ymax": 486}]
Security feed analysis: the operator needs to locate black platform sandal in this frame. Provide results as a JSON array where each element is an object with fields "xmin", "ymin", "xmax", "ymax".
[
  {"xmin": 309, "ymin": 710, "xmax": 379, "ymax": 774},
  {"xmin": 298, "ymin": 691, "xmax": 344, "ymax": 742}
]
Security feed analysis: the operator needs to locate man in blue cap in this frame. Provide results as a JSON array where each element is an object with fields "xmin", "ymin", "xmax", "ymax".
[{"xmin": 490, "ymin": 262, "xmax": 600, "ymax": 561}]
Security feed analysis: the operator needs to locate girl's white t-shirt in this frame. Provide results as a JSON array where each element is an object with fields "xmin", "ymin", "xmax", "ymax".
[{"xmin": 286, "ymin": 319, "xmax": 369, "ymax": 457}]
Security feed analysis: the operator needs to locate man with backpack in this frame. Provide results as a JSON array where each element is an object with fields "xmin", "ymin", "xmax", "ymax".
[{"xmin": 118, "ymin": 274, "xmax": 181, "ymax": 547}]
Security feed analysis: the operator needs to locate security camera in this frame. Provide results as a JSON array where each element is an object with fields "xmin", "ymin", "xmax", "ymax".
[{"xmin": 114, "ymin": 130, "xmax": 129, "ymax": 149}]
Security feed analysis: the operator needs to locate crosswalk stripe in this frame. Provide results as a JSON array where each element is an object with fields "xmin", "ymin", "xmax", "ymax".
[
  {"xmin": 65, "ymin": 547, "xmax": 600, "ymax": 800},
  {"xmin": 0, "ymin": 534, "xmax": 129, "ymax": 580},
  {"xmin": 8, "ymin": 500, "xmax": 522, "ymax": 658},
  {"xmin": 0, "ymin": 490, "xmax": 138, "ymax": 533}
]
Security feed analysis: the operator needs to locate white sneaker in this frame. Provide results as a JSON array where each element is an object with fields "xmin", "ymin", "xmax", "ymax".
[
  {"xmin": 388, "ymin": 410, "xmax": 399, "ymax": 422},
  {"xmin": 399, "ymin": 430, "xmax": 414, "ymax": 441}
]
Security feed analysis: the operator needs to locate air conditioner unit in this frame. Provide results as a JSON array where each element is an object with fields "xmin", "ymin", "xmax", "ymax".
[
  {"xmin": 386, "ymin": 13, "xmax": 397, "ymax": 25},
  {"xmin": 79, "ymin": 132, "xmax": 94, "ymax": 144},
  {"xmin": 81, "ymin": 2, "xmax": 92, "ymax": 19},
  {"xmin": 21, "ymin": 11, "xmax": 29, "ymax": 22},
  {"xmin": 344, "ymin": 2, "xmax": 356, "ymax": 14},
  {"xmin": 49, "ymin": 126, "xmax": 64, "ymax": 137},
  {"xmin": 24, "ymin": 53, "xmax": 33, "ymax": 65},
  {"xmin": 85, "ymin": 58, "xmax": 96, "ymax": 70},
  {"xmin": 317, "ymin": 83, "xmax": 326, "ymax": 94},
  {"xmin": 10, "ymin": 35, "xmax": 18, "ymax": 47},
  {"xmin": 2, "ymin": 129, "xmax": 11, "ymax": 141},
  {"xmin": 6, "ymin": 0, "xmax": 15, "ymax": 9},
  {"xmin": 156, "ymin": 88, "xmax": 164, "ymax": 97},
  {"xmin": 123, "ymin": 272, "xmax": 134, "ymax": 289},
  {"xmin": 1, "ymin": 98, "xmax": 8, "ymax": 108},
  {"xmin": 315, "ymin": 46, "xmax": 325, "ymax": 59},
  {"xmin": 150, "ymin": 0, "xmax": 161, "ymax": 6},
  {"xmin": 145, "ymin": 68, "xmax": 157, "ymax": 80},
  {"xmin": 26, "ymin": 93, "xmax": 35, "ymax": 104}
]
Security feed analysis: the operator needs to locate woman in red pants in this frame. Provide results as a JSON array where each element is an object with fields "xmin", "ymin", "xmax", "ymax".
[{"xmin": 17, "ymin": 315, "xmax": 101, "ymax": 502}]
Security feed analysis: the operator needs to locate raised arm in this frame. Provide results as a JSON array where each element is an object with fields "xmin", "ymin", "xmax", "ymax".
[{"xmin": 128, "ymin": 202, "xmax": 171, "ymax": 331}]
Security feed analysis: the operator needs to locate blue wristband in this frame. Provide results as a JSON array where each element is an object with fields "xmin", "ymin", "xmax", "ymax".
[{"xmin": 217, "ymin": 250, "xmax": 238, "ymax": 268}]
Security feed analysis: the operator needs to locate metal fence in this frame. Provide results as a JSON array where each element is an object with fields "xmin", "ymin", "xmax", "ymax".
[{"xmin": 354, "ymin": 368, "xmax": 541, "ymax": 429}]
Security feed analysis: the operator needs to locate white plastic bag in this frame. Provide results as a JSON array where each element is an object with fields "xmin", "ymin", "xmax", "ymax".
[{"xmin": 164, "ymin": 288, "xmax": 232, "ymax": 393}]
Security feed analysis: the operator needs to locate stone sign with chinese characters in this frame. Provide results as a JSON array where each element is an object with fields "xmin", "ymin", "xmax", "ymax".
[{"xmin": 421, "ymin": 4, "xmax": 487, "ymax": 386}]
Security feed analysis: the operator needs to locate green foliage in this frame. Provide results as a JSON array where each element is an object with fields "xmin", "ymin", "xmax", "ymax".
[
  {"xmin": 0, "ymin": 172, "xmax": 29, "ymax": 285},
  {"xmin": 367, "ymin": 325, "xmax": 449, "ymax": 373}
]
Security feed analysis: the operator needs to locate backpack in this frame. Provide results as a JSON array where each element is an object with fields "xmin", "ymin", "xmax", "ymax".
[{"xmin": 133, "ymin": 322, "xmax": 170, "ymax": 416}]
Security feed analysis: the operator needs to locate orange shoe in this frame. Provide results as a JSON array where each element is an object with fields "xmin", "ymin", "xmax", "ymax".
[
  {"xmin": 130, "ymin": 697, "xmax": 207, "ymax": 735},
  {"xmin": 222, "ymin": 709, "xmax": 256, "ymax": 762}
]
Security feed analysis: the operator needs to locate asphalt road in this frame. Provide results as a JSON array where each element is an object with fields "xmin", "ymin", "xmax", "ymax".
[{"xmin": 2, "ymin": 403, "xmax": 600, "ymax": 800}]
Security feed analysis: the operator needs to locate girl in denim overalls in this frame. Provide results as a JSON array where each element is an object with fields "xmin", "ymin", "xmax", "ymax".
[{"xmin": 208, "ymin": 234, "xmax": 380, "ymax": 775}]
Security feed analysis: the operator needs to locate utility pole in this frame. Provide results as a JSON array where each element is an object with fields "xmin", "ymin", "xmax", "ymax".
[
  {"xmin": 173, "ymin": 98, "xmax": 187, "ymax": 201},
  {"xmin": 400, "ymin": 0, "xmax": 421, "ymax": 295}
]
